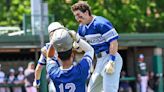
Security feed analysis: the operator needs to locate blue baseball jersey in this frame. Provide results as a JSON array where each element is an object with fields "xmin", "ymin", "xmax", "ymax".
[
  {"xmin": 46, "ymin": 54, "xmax": 92, "ymax": 92},
  {"xmin": 38, "ymin": 43, "xmax": 59, "ymax": 66},
  {"xmin": 77, "ymin": 16, "xmax": 119, "ymax": 54}
]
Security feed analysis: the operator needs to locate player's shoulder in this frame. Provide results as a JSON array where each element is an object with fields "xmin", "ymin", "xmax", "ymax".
[
  {"xmin": 78, "ymin": 55, "xmax": 92, "ymax": 65},
  {"xmin": 94, "ymin": 16, "xmax": 111, "ymax": 25},
  {"xmin": 93, "ymin": 16, "xmax": 114, "ymax": 30}
]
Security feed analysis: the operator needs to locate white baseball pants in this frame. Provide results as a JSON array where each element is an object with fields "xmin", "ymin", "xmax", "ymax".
[{"xmin": 88, "ymin": 52, "xmax": 123, "ymax": 92}]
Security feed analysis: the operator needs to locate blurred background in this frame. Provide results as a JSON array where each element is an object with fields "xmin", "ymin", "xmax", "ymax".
[{"xmin": 0, "ymin": 0, "xmax": 164, "ymax": 92}]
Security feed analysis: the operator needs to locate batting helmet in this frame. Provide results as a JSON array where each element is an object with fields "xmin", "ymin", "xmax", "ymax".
[
  {"xmin": 51, "ymin": 28, "xmax": 73, "ymax": 52},
  {"xmin": 48, "ymin": 22, "xmax": 64, "ymax": 33}
]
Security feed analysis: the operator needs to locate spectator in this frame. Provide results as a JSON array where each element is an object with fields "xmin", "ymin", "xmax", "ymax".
[
  {"xmin": 24, "ymin": 62, "xmax": 37, "ymax": 92},
  {"xmin": 7, "ymin": 68, "xmax": 16, "ymax": 92},
  {"xmin": 119, "ymin": 71, "xmax": 132, "ymax": 92},
  {"xmin": 137, "ymin": 54, "xmax": 148, "ymax": 92},
  {"xmin": 0, "ymin": 64, "xmax": 6, "ymax": 92},
  {"xmin": 14, "ymin": 66, "xmax": 25, "ymax": 92}
]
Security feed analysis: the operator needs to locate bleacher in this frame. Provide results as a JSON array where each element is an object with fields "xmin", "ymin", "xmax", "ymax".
[{"xmin": 0, "ymin": 27, "xmax": 24, "ymax": 36}]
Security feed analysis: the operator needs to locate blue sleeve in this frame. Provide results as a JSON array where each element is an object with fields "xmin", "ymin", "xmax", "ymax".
[
  {"xmin": 77, "ymin": 26, "xmax": 82, "ymax": 36},
  {"xmin": 46, "ymin": 58, "xmax": 61, "ymax": 79},
  {"xmin": 38, "ymin": 44, "xmax": 49, "ymax": 65},
  {"xmin": 97, "ymin": 21, "xmax": 119, "ymax": 43},
  {"xmin": 38, "ymin": 54, "xmax": 46, "ymax": 65},
  {"xmin": 78, "ymin": 55, "xmax": 92, "ymax": 79},
  {"xmin": 77, "ymin": 25, "xmax": 85, "ymax": 37}
]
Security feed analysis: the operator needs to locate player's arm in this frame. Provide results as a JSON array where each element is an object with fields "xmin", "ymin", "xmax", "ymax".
[
  {"xmin": 69, "ymin": 30, "xmax": 94, "ymax": 72},
  {"xmin": 71, "ymin": 30, "xmax": 83, "ymax": 53},
  {"xmin": 78, "ymin": 38, "xmax": 94, "ymax": 78},
  {"xmin": 33, "ymin": 47, "xmax": 47, "ymax": 88},
  {"xmin": 104, "ymin": 39, "xmax": 118, "ymax": 74},
  {"xmin": 69, "ymin": 30, "xmax": 94, "ymax": 60},
  {"xmin": 99, "ymin": 22, "xmax": 119, "ymax": 74},
  {"xmin": 46, "ymin": 45, "xmax": 60, "ymax": 79},
  {"xmin": 33, "ymin": 64, "xmax": 43, "ymax": 88},
  {"xmin": 34, "ymin": 64, "xmax": 44, "ymax": 81},
  {"xmin": 109, "ymin": 40, "xmax": 118, "ymax": 56},
  {"xmin": 78, "ymin": 38, "xmax": 94, "ymax": 60},
  {"xmin": 35, "ymin": 47, "xmax": 47, "ymax": 80},
  {"xmin": 69, "ymin": 31, "xmax": 94, "ymax": 79}
]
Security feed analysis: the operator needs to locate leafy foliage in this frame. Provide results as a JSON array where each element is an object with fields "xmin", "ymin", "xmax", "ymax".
[
  {"xmin": 47, "ymin": 0, "xmax": 164, "ymax": 33},
  {"xmin": 0, "ymin": 0, "xmax": 164, "ymax": 33},
  {"xmin": 0, "ymin": 0, "xmax": 30, "ymax": 26}
]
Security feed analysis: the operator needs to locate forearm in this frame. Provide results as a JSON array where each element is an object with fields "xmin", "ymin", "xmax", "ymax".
[
  {"xmin": 35, "ymin": 64, "xmax": 43, "ymax": 80},
  {"xmin": 68, "ymin": 31, "xmax": 94, "ymax": 59},
  {"xmin": 109, "ymin": 40, "xmax": 118, "ymax": 55},
  {"xmin": 78, "ymin": 39, "xmax": 94, "ymax": 59}
]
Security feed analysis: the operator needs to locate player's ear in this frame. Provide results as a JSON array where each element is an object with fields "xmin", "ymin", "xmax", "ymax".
[
  {"xmin": 71, "ymin": 52, "xmax": 74, "ymax": 57},
  {"xmin": 70, "ymin": 52, "xmax": 75, "ymax": 60}
]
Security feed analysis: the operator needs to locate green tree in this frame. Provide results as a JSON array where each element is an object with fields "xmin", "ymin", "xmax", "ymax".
[
  {"xmin": 0, "ymin": 0, "xmax": 164, "ymax": 33},
  {"xmin": 47, "ymin": 0, "xmax": 164, "ymax": 33},
  {"xmin": 0, "ymin": 0, "xmax": 30, "ymax": 26}
]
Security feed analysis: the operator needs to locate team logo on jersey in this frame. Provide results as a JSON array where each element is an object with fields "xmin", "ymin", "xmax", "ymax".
[{"xmin": 85, "ymin": 34, "xmax": 105, "ymax": 45}]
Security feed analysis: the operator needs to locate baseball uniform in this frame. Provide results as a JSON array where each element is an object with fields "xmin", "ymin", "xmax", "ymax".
[{"xmin": 78, "ymin": 16, "xmax": 123, "ymax": 92}]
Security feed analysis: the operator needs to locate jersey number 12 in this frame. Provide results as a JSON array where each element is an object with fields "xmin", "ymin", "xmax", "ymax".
[{"xmin": 59, "ymin": 83, "xmax": 76, "ymax": 92}]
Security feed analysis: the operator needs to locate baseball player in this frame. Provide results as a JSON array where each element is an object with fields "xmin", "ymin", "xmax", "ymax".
[
  {"xmin": 46, "ymin": 28, "xmax": 94, "ymax": 92},
  {"xmin": 137, "ymin": 54, "xmax": 148, "ymax": 92},
  {"xmin": 33, "ymin": 22, "xmax": 83, "ymax": 89},
  {"xmin": 33, "ymin": 22, "xmax": 65, "ymax": 88},
  {"xmin": 71, "ymin": 1, "xmax": 123, "ymax": 92}
]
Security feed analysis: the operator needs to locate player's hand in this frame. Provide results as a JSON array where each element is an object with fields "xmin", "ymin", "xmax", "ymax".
[
  {"xmin": 73, "ymin": 42, "xmax": 83, "ymax": 52},
  {"xmin": 41, "ymin": 47, "xmax": 47, "ymax": 56},
  {"xmin": 33, "ymin": 80, "xmax": 40, "ymax": 88},
  {"xmin": 105, "ymin": 60, "xmax": 115, "ymax": 74},
  {"xmin": 68, "ymin": 30, "xmax": 80, "ymax": 42}
]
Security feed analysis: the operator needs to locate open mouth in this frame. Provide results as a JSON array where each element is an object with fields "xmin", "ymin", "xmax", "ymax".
[{"xmin": 78, "ymin": 19, "xmax": 82, "ymax": 23}]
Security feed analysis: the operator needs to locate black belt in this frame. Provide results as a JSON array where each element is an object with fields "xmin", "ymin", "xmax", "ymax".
[{"xmin": 96, "ymin": 51, "xmax": 107, "ymax": 58}]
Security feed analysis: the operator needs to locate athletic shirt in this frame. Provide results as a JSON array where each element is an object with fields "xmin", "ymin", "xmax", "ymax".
[
  {"xmin": 77, "ymin": 16, "xmax": 119, "ymax": 54},
  {"xmin": 0, "ymin": 71, "xmax": 5, "ymax": 83},
  {"xmin": 46, "ymin": 55, "xmax": 92, "ymax": 92},
  {"xmin": 138, "ymin": 62, "xmax": 147, "ymax": 76},
  {"xmin": 17, "ymin": 74, "xmax": 25, "ymax": 81}
]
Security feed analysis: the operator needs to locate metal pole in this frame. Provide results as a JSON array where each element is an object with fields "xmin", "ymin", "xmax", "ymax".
[
  {"xmin": 40, "ymin": 0, "xmax": 44, "ymax": 47},
  {"xmin": 153, "ymin": 48, "xmax": 163, "ymax": 92},
  {"xmin": 39, "ymin": 0, "xmax": 48, "ymax": 92}
]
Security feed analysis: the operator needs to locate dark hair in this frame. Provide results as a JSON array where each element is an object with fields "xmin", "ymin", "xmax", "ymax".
[
  {"xmin": 71, "ymin": 1, "xmax": 91, "ymax": 16},
  {"xmin": 58, "ymin": 48, "xmax": 72, "ymax": 61}
]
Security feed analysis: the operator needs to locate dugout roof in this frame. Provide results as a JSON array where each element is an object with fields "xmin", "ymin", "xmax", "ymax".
[{"xmin": 0, "ymin": 33, "xmax": 164, "ymax": 49}]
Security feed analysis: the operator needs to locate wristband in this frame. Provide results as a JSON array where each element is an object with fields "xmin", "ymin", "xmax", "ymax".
[
  {"xmin": 36, "ymin": 80, "xmax": 40, "ymax": 84},
  {"xmin": 110, "ymin": 55, "xmax": 116, "ymax": 61}
]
